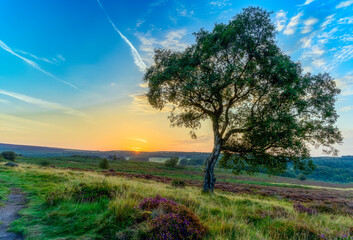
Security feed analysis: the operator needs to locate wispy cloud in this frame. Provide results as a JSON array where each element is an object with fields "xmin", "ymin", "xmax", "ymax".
[
  {"xmin": 338, "ymin": 17, "xmax": 353, "ymax": 24},
  {"xmin": 97, "ymin": 0, "xmax": 147, "ymax": 72},
  {"xmin": 137, "ymin": 29, "xmax": 189, "ymax": 66},
  {"xmin": 209, "ymin": 0, "xmax": 231, "ymax": 8},
  {"xmin": 336, "ymin": 0, "xmax": 353, "ymax": 8},
  {"xmin": 0, "ymin": 40, "xmax": 78, "ymax": 90},
  {"xmin": 15, "ymin": 49, "xmax": 55, "ymax": 64},
  {"xmin": 0, "ymin": 99, "xmax": 10, "ymax": 104},
  {"xmin": 275, "ymin": 10, "xmax": 287, "ymax": 32},
  {"xmin": 136, "ymin": 0, "xmax": 169, "ymax": 28},
  {"xmin": 321, "ymin": 14, "xmax": 336, "ymax": 29},
  {"xmin": 128, "ymin": 137, "xmax": 147, "ymax": 143},
  {"xmin": 341, "ymin": 106, "xmax": 353, "ymax": 111},
  {"xmin": 284, "ymin": 12, "xmax": 303, "ymax": 35},
  {"xmin": 0, "ymin": 113, "xmax": 64, "ymax": 134},
  {"xmin": 0, "ymin": 89, "xmax": 89, "ymax": 120},
  {"xmin": 334, "ymin": 45, "xmax": 353, "ymax": 63},
  {"xmin": 301, "ymin": 17, "xmax": 319, "ymax": 34},
  {"xmin": 336, "ymin": 75, "xmax": 353, "ymax": 96},
  {"xmin": 298, "ymin": 0, "xmax": 315, "ymax": 6}
]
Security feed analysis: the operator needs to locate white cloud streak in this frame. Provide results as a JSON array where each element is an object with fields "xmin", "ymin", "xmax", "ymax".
[
  {"xmin": 321, "ymin": 14, "xmax": 336, "ymax": 29},
  {"xmin": 0, "ymin": 89, "xmax": 89, "ymax": 120},
  {"xmin": 341, "ymin": 106, "xmax": 353, "ymax": 111},
  {"xmin": 301, "ymin": 17, "xmax": 319, "ymax": 34},
  {"xmin": 336, "ymin": 0, "xmax": 353, "ymax": 8},
  {"xmin": 97, "ymin": 0, "xmax": 147, "ymax": 72},
  {"xmin": 128, "ymin": 137, "xmax": 147, "ymax": 143},
  {"xmin": 298, "ymin": 0, "xmax": 315, "ymax": 6},
  {"xmin": 338, "ymin": 17, "xmax": 353, "ymax": 24},
  {"xmin": 275, "ymin": 10, "xmax": 287, "ymax": 32},
  {"xmin": 137, "ymin": 29, "xmax": 189, "ymax": 66},
  {"xmin": 0, "ymin": 99, "xmax": 10, "ymax": 104},
  {"xmin": 0, "ymin": 40, "xmax": 78, "ymax": 90},
  {"xmin": 284, "ymin": 12, "xmax": 303, "ymax": 35}
]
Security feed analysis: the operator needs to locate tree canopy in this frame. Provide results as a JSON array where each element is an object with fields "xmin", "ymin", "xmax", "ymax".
[{"xmin": 144, "ymin": 7, "xmax": 342, "ymax": 192}]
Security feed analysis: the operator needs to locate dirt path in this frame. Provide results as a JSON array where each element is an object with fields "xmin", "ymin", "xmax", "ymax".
[{"xmin": 0, "ymin": 188, "xmax": 26, "ymax": 240}]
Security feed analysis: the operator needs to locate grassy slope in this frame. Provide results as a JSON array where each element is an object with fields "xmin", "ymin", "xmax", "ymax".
[
  {"xmin": 15, "ymin": 156, "xmax": 353, "ymax": 190},
  {"xmin": 0, "ymin": 164, "xmax": 352, "ymax": 240}
]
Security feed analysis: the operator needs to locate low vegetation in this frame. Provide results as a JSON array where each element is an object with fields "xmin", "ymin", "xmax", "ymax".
[
  {"xmin": 1, "ymin": 151, "xmax": 16, "ymax": 162},
  {"xmin": 164, "ymin": 157, "xmax": 179, "ymax": 168},
  {"xmin": 99, "ymin": 158, "xmax": 110, "ymax": 170},
  {"xmin": 0, "ymin": 163, "xmax": 352, "ymax": 239}
]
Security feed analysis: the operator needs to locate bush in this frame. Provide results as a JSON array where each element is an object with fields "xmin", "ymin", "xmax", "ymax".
[
  {"xmin": 99, "ymin": 159, "xmax": 109, "ymax": 169},
  {"xmin": 72, "ymin": 182, "xmax": 117, "ymax": 202},
  {"xmin": 179, "ymin": 158, "xmax": 189, "ymax": 166},
  {"xmin": 1, "ymin": 151, "xmax": 16, "ymax": 161},
  {"xmin": 39, "ymin": 160, "xmax": 50, "ymax": 166},
  {"xmin": 139, "ymin": 195, "xmax": 208, "ymax": 239},
  {"xmin": 165, "ymin": 157, "xmax": 179, "ymax": 168},
  {"xmin": 293, "ymin": 202, "xmax": 317, "ymax": 215},
  {"xmin": 297, "ymin": 174, "xmax": 306, "ymax": 181},
  {"xmin": 149, "ymin": 213, "xmax": 203, "ymax": 239},
  {"xmin": 171, "ymin": 180, "xmax": 186, "ymax": 188}
]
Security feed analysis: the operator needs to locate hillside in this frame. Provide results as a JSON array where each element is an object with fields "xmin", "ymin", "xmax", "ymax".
[{"xmin": 0, "ymin": 162, "xmax": 352, "ymax": 239}]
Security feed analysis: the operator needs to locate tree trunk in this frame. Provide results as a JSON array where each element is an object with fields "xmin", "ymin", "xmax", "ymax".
[{"xmin": 203, "ymin": 141, "xmax": 221, "ymax": 193}]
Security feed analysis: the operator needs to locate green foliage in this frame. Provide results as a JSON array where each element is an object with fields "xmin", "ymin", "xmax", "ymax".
[
  {"xmin": 1, "ymin": 164, "xmax": 353, "ymax": 240},
  {"xmin": 71, "ymin": 182, "xmax": 117, "ymax": 203},
  {"xmin": 297, "ymin": 174, "xmax": 306, "ymax": 181},
  {"xmin": 99, "ymin": 158, "xmax": 109, "ymax": 169},
  {"xmin": 164, "ymin": 157, "xmax": 179, "ymax": 168},
  {"xmin": 179, "ymin": 158, "xmax": 189, "ymax": 166},
  {"xmin": 171, "ymin": 179, "xmax": 186, "ymax": 188},
  {"xmin": 144, "ymin": 6, "xmax": 342, "ymax": 190},
  {"xmin": 1, "ymin": 151, "xmax": 16, "ymax": 162},
  {"xmin": 39, "ymin": 160, "xmax": 50, "ymax": 166}
]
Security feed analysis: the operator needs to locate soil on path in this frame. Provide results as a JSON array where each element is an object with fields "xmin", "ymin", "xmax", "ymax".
[{"xmin": 0, "ymin": 188, "xmax": 26, "ymax": 240}]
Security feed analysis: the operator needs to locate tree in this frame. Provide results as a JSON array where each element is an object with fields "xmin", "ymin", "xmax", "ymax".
[
  {"xmin": 144, "ymin": 7, "xmax": 342, "ymax": 193},
  {"xmin": 179, "ymin": 158, "xmax": 189, "ymax": 166},
  {"xmin": 297, "ymin": 174, "xmax": 306, "ymax": 181},
  {"xmin": 1, "ymin": 151, "xmax": 16, "ymax": 162},
  {"xmin": 165, "ymin": 157, "xmax": 179, "ymax": 168},
  {"xmin": 99, "ymin": 158, "xmax": 109, "ymax": 169}
]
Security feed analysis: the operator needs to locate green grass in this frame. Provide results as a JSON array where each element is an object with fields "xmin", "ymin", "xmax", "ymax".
[
  {"xmin": 14, "ymin": 156, "xmax": 318, "ymax": 189},
  {"xmin": 0, "ymin": 163, "xmax": 352, "ymax": 239},
  {"xmin": 0, "ymin": 183, "xmax": 10, "ymax": 205}
]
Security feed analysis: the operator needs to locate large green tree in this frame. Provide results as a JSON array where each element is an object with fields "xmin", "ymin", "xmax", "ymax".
[{"xmin": 143, "ymin": 7, "xmax": 342, "ymax": 193}]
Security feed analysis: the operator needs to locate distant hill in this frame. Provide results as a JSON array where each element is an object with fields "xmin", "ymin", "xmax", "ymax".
[{"xmin": 0, "ymin": 143, "xmax": 209, "ymax": 159}]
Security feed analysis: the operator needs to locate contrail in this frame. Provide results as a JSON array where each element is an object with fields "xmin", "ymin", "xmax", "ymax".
[
  {"xmin": 0, "ymin": 40, "xmax": 79, "ymax": 90},
  {"xmin": 97, "ymin": 0, "xmax": 147, "ymax": 72},
  {"xmin": 0, "ymin": 89, "xmax": 88, "ymax": 119}
]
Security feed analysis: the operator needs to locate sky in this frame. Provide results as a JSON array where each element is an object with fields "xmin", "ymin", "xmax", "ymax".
[{"xmin": 0, "ymin": 0, "xmax": 353, "ymax": 155}]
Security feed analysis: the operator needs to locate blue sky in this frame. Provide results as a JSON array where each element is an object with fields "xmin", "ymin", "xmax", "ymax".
[{"xmin": 0, "ymin": 0, "xmax": 353, "ymax": 154}]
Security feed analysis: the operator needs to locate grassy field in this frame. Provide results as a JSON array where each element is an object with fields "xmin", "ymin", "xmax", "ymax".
[
  {"xmin": 12, "ymin": 156, "xmax": 353, "ymax": 189},
  {"xmin": 0, "ymin": 161, "xmax": 353, "ymax": 239}
]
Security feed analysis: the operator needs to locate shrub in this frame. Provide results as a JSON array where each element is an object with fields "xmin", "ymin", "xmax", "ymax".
[
  {"xmin": 179, "ymin": 159, "xmax": 189, "ymax": 166},
  {"xmin": 171, "ymin": 180, "xmax": 186, "ymax": 188},
  {"xmin": 297, "ymin": 174, "xmax": 306, "ymax": 181},
  {"xmin": 139, "ymin": 195, "xmax": 208, "ymax": 239},
  {"xmin": 39, "ymin": 160, "xmax": 50, "ymax": 166},
  {"xmin": 72, "ymin": 182, "xmax": 117, "ymax": 202},
  {"xmin": 148, "ymin": 213, "xmax": 204, "ymax": 240},
  {"xmin": 293, "ymin": 202, "xmax": 317, "ymax": 215},
  {"xmin": 164, "ymin": 157, "xmax": 179, "ymax": 168},
  {"xmin": 1, "ymin": 151, "xmax": 16, "ymax": 162},
  {"xmin": 99, "ymin": 159, "xmax": 109, "ymax": 169},
  {"xmin": 139, "ymin": 195, "xmax": 177, "ymax": 211}
]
